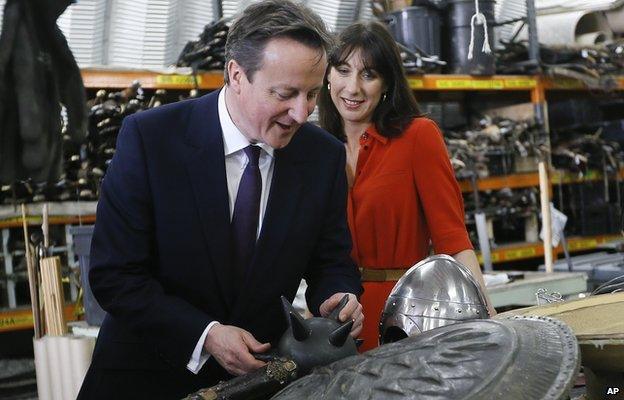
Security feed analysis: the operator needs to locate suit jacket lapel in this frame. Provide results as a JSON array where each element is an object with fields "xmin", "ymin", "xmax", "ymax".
[{"xmin": 184, "ymin": 91, "xmax": 236, "ymax": 312}]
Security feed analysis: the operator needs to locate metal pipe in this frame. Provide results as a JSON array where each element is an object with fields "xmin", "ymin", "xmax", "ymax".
[
  {"xmin": 213, "ymin": 0, "xmax": 223, "ymax": 21},
  {"xmin": 539, "ymin": 161, "xmax": 553, "ymax": 273},
  {"xmin": 525, "ymin": 0, "xmax": 540, "ymax": 65}
]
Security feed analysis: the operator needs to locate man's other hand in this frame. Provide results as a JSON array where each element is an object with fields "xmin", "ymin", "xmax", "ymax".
[
  {"xmin": 319, "ymin": 293, "xmax": 363, "ymax": 338},
  {"xmin": 203, "ymin": 324, "xmax": 271, "ymax": 376}
]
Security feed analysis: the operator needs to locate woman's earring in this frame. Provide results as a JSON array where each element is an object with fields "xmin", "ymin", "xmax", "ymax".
[
  {"xmin": 327, "ymin": 82, "xmax": 331, "ymax": 91},
  {"xmin": 382, "ymin": 92, "xmax": 387, "ymax": 101}
]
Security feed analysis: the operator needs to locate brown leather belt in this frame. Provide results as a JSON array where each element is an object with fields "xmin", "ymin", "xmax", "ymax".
[{"xmin": 360, "ymin": 268, "xmax": 408, "ymax": 282}]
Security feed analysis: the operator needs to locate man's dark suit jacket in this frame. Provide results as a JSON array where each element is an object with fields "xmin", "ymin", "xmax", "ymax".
[{"xmin": 78, "ymin": 90, "xmax": 362, "ymax": 399}]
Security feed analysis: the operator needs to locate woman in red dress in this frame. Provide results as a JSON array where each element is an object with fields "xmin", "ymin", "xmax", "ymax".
[{"xmin": 318, "ymin": 22, "xmax": 495, "ymax": 352}]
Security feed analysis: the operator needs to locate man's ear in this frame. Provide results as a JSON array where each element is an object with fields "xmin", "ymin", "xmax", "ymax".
[{"xmin": 227, "ymin": 59, "xmax": 245, "ymax": 94}]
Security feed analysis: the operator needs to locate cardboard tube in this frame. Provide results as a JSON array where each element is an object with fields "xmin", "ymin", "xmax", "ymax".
[
  {"xmin": 46, "ymin": 336, "xmax": 64, "ymax": 400},
  {"xmin": 526, "ymin": 10, "xmax": 613, "ymax": 46},
  {"xmin": 576, "ymin": 31, "xmax": 609, "ymax": 45},
  {"xmin": 33, "ymin": 337, "xmax": 52, "ymax": 400},
  {"xmin": 539, "ymin": 161, "xmax": 553, "ymax": 273},
  {"xmin": 59, "ymin": 336, "xmax": 75, "ymax": 400}
]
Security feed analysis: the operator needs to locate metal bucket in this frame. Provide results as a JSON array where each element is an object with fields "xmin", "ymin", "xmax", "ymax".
[{"xmin": 385, "ymin": 5, "xmax": 442, "ymax": 57}]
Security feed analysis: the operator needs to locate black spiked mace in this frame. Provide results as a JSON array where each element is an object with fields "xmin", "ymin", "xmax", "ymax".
[
  {"xmin": 184, "ymin": 296, "xmax": 358, "ymax": 400},
  {"xmin": 327, "ymin": 293, "xmax": 350, "ymax": 321},
  {"xmin": 329, "ymin": 320, "xmax": 354, "ymax": 347},
  {"xmin": 276, "ymin": 295, "xmax": 358, "ymax": 375},
  {"xmin": 281, "ymin": 296, "xmax": 311, "ymax": 341}
]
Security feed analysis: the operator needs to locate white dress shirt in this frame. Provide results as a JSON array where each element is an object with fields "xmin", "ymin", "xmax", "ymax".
[{"xmin": 187, "ymin": 87, "xmax": 275, "ymax": 373}]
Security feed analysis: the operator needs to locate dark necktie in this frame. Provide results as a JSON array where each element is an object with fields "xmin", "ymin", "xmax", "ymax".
[{"xmin": 231, "ymin": 145, "xmax": 262, "ymax": 281}]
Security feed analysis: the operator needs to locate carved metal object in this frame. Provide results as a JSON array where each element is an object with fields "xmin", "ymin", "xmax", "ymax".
[
  {"xmin": 273, "ymin": 316, "xmax": 580, "ymax": 400},
  {"xmin": 536, "ymin": 288, "xmax": 564, "ymax": 305},
  {"xmin": 498, "ymin": 292, "xmax": 624, "ymax": 400},
  {"xmin": 380, "ymin": 254, "xmax": 489, "ymax": 344},
  {"xmin": 183, "ymin": 358, "xmax": 298, "ymax": 400}
]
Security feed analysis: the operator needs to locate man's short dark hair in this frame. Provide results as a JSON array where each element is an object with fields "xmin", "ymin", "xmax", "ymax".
[{"xmin": 224, "ymin": 0, "xmax": 332, "ymax": 84}]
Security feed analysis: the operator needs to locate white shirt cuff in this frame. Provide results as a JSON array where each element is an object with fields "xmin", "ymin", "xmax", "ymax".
[{"xmin": 186, "ymin": 321, "xmax": 220, "ymax": 374}]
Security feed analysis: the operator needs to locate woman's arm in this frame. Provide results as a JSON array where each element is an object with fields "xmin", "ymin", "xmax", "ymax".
[{"xmin": 452, "ymin": 249, "xmax": 497, "ymax": 317}]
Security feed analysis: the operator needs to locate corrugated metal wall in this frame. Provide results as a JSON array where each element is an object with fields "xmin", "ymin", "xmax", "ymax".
[
  {"xmin": 51, "ymin": 0, "xmax": 374, "ymax": 68},
  {"xmin": 0, "ymin": 0, "xmax": 6, "ymax": 33},
  {"xmin": 57, "ymin": 0, "xmax": 109, "ymax": 66}
]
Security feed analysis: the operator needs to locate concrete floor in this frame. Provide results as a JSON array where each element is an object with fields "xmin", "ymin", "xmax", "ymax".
[{"xmin": 0, "ymin": 359, "xmax": 37, "ymax": 400}]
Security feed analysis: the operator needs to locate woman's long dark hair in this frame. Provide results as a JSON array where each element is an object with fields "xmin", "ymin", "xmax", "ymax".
[{"xmin": 318, "ymin": 21, "xmax": 421, "ymax": 141}]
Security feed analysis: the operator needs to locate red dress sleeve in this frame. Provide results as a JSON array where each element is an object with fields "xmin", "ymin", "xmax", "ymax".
[{"xmin": 410, "ymin": 118, "xmax": 473, "ymax": 255}]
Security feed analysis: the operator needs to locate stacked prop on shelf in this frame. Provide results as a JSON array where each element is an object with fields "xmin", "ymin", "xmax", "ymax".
[
  {"xmin": 177, "ymin": 18, "xmax": 229, "ymax": 72},
  {"xmin": 0, "ymin": 83, "xmax": 192, "ymax": 204},
  {"xmin": 445, "ymin": 116, "xmax": 544, "ymax": 179},
  {"xmin": 497, "ymin": 39, "xmax": 624, "ymax": 86}
]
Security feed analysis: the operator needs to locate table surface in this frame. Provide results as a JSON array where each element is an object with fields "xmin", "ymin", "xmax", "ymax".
[{"xmin": 488, "ymin": 271, "xmax": 588, "ymax": 307}]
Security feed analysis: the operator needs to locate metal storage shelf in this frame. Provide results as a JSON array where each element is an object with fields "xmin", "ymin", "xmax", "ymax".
[
  {"xmin": 0, "ymin": 304, "xmax": 76, "ymax": 333},
  {"xmin": 77, "ymin": 69, "xmax": 624, "ymax": 263},
  {"xmin": 82, "ymin": 68, "xmax": 224, "ymax": 89},
  {"xmin": 458, "ymin": 169, "xmax": 624, "ymax": 193},
  {"xmin": 80, "ymin": 69, "xmax": 624, "ymax": 91},
  {"xmin": 542, "ymin": 76, "xmax": 624, "ymax": 90},
  {"xmin": 551, "ymin": 169, "xmax": 624, "ymax": 185},
  {"xmin": 458, "ymin": 172, "xmax": 540, "ymax": 192},
  {"xmin": 407, "ymin": 75, "xmax": 538, "ymax": 90},
  {"xmin": 0, "ymin": 202, "xmax": 97, "ymax": 229},
  {"xmin": 477, "ymin": 234, "xmax": 622, "ymax": 264}
]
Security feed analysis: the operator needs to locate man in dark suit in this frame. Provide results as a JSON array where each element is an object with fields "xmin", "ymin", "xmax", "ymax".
[{"xmin": 78, "ymin": 1, "xmax": 363, "ymax": 398}]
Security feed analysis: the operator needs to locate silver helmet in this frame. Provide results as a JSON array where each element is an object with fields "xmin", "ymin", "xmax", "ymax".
[{"xmin": 379, "ymin": 254, "xmax": 489, "ymax": 344}]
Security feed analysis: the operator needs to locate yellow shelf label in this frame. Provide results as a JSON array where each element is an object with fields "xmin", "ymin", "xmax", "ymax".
[
  {"xmin": 435, "ymin": 79, "xmax": 505, "ymax": 90},
  {"xmin": 569, "ymin": 239, "xmax": 598, "ymax": 251},
  {"xmin": 477, "ymin": 252, "xmax": 500, "ymax": 263},
  {"xmin": 503, "ymin": 247, "xmax": 537, "ymax": 261},
  {"xmin": 551, "ymin": 78, "xmax": 584, "ymax": 89},
  {"xmin": 0, "ymin": 314, "xmax": 33, "ymax": 332},
  {"xmin": 156, "ymin": 75, "xmax": 202, "ymax": 86},
  {"xmin": 504, "ymin": 79, "xmax": 537, "ymax": 89},
  {"xmin": 408, "ymin": 78, "xmax": 424, "ymax": 88},
  {"xmin": 554, "ymin": 169, "xmax": 604, "ymax": 184}
]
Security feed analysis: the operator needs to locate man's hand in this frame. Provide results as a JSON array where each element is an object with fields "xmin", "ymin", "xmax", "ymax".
[
  {"xmin": 203, "ymin": 324, "xmax": 271, "ymax": 376},
  {"xmin": 319, "ymin": 293, "xmax": 363, "ymax": 338}
]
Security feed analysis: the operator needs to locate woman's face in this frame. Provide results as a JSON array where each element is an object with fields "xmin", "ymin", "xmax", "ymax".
[{"xmin": 327, "ymin": 48, "xmax": 386, "ymax": 126}]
